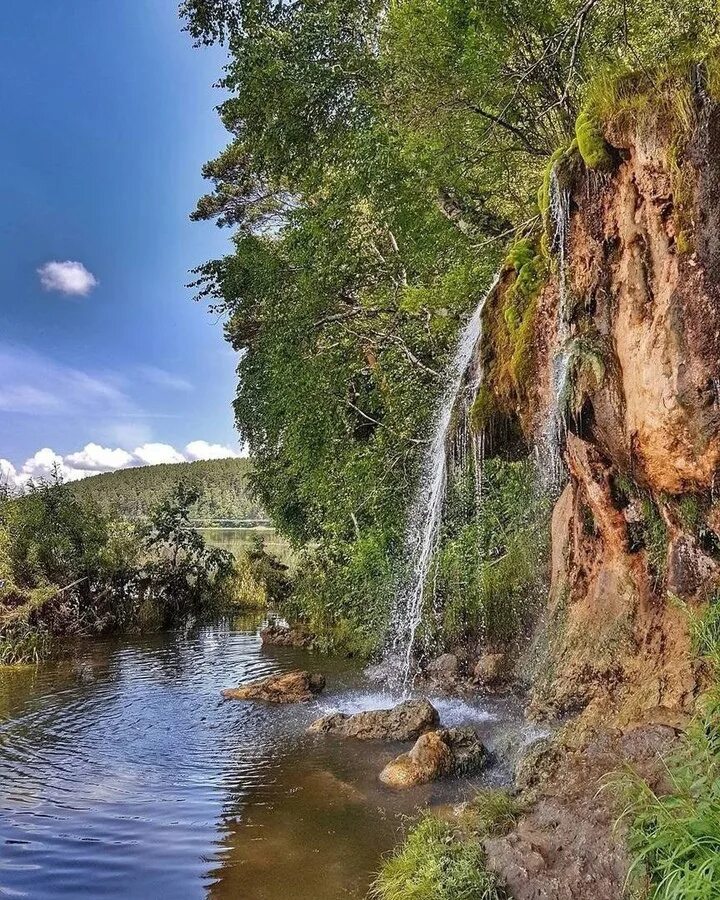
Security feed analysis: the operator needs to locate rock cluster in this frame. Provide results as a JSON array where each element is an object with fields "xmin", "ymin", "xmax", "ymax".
[
  {"xmin": 222, "ymin": 670, "xmax": 325, "ymax": 703},
  {"xmin": 379, "ymin": 726, "xmax": 488, "ymax": 789}
]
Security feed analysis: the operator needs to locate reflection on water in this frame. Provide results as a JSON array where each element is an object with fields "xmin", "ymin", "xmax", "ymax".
[{"xmin": 0, "ymin": 618, "xmax": 527, "ymax": 899}]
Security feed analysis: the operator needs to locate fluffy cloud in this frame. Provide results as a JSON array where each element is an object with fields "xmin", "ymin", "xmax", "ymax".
[
  {"xmin": 185, "ymin": 440, "xmax": 239, "ymax": 461},
  {"xmin": 65, "ymin": 443, "xmax": 135, "ymax": 472},
  {"xmin": 132, "ymin": 443, "xmax": 186, "ymax": 466},
  {"xmin": 2, "ymin": 440, "xmax": 244, "ymax": 491},
  {"xmin": 37, "ymin": 260, "xmax": 98, "ymax": 296}
]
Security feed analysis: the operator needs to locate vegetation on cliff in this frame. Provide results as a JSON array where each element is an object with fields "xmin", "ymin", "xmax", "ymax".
[{"xmin": 183, "ymin": 2, "xmax": 720, "ymax": 896}]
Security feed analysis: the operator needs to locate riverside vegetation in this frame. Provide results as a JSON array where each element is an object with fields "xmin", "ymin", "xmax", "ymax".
[
  {"xmin": 181, "ymin": 0, "xmax": 720, "ymax": 897},
  {"xmin": 0, "ymin": 473, "xmax": 283, "ymax": 664}
]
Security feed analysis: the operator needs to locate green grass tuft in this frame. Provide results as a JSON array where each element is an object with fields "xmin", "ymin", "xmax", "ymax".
[{"xmin": 370, "ymin": 815, "xmax": 507, "ymax": 900}]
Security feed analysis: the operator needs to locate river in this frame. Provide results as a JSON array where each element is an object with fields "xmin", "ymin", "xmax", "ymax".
[{"xmin": 0, "ymin": 614, "xmax": 534, "ymax": 899}]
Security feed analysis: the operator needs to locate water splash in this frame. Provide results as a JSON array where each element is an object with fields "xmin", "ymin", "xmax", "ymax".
[
  {"xmin": 537, "ymin": 166, "xmax": 572, "ymax": 494},
  {"xmin": 385, "ymin": 274, "xmax": 499, "ymax": 690}
]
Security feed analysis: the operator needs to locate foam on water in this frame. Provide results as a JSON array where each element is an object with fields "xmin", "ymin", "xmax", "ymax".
[{"xmin": 314, "ymin": 690, "xmax": 498, "ymax": 726}]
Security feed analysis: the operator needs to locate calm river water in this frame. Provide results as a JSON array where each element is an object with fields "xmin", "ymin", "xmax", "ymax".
[{"xmin": 0, "ymin": 615, "xmax": 534, "ymax": 899}]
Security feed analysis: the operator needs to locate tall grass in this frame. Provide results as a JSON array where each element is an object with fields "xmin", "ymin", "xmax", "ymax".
[{"xmin": 616, "ymin": 598, "xmax": 720, "ymax": 899}]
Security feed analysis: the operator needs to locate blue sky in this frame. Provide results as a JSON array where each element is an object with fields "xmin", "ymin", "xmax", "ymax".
[{"xmin": 0, "ymin": 2, "xmax": 243, "ymax": 485}]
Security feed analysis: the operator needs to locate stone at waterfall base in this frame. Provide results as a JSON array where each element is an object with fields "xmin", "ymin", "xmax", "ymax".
[
  {"xmin": 222, "ymin": 670, "xmax": 325, "ymax": 703},
  {"xmin": 308, "ymin": 699, "xmax": 439, "ymax": 741},
  {"xmin": 379, "ymin": 726, "xmax": 487, "ymax": 788},
  {"xmin": 473, "ymin": 652, "xmax": 507, "ymax": 685},
  {"xmin": 260, "ymin": 622, "xmax": 313, "ymax": 649}
]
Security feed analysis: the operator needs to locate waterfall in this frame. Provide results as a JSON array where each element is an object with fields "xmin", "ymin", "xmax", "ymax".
[
  {"xmin": 385, "ymin": 274, "xmax": 500, "ymax": 690},
  {"xmin": 537, "ymin": 166, "xmax": 572, "ymax": 493}
]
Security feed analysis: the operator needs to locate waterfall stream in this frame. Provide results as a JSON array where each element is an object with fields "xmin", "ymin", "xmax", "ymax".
[
  {"xmin": 385, "ymin": 274, "xmax": 500, "ymax": 690},
  {"xmin": 537, "ymin": 166, "xmax": 572, "ymax": 493}
]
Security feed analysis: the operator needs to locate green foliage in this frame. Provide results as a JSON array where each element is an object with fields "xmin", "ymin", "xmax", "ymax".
[
  {"xmin": 68, "ymin": 457, "xmax": 263, "ymax": 523},
  {"xmin": 370, "ymin": 815, "xmax": 507, "ymax": 900},
  {"xmin": 562, "ymin": 333, "xmax": 607, "ymax": 419},
  {"xmin": 0, "ymin": 476, "xmax": 239, "ymax": 661},
  {"xmin": 574, "ymin": 109, "xmax": 613, "ymax": 170},
  {"xmin": 470, "ymin": 383, "xmax": 496, "ymax": 434},
  {"xmin": 182, "ymin": 0, "xmax": 720, "ymax": 652},
  {"xmin": 244, "ymin": 536, "xmax": 291, "ymax": 605}
]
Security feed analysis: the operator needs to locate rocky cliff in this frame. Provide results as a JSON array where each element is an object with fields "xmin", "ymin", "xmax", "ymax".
[{"xmin": 478, "ymin": 68, "xmax": 720, "ymax": 730}]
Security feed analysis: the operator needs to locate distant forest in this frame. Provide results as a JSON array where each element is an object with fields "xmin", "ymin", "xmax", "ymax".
[{"xmin": 68, "ymin": 458, "xmax": 266, "ymax": 523}]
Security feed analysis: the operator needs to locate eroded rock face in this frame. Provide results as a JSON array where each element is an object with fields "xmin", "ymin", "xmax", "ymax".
[
  {"xmin": 222, "ymin": 670, "xmax": 325, "ymax": 703},
  {"xmin": 260, "ymin": 622, "xmax": 313, "ymax": 649},
  {"xmin": 519, "ymin": 105, "xmax": 720, "ymax": 727},
  {"xmin": 379, "ymin": 727, "xmax": 487, "ymax": 789},
  {"xmin": 308, "ymin": 699, "xmax": 439, "ymax": 741}
]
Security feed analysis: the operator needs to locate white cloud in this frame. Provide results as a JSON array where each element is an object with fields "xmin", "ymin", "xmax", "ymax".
[
  {"xmin": 37, "ymin": 260, "xmax": 98, "ymax": 296},
  {"xmin": 185, "ymin": 440, "xmax": 239, "ymax": 461},
  {"xmin": 2, "ymin": 438, "xmax": 243, "ymax": 490},
  {"xmin": 65, "ymin": 443, "xmax": 135, "ymax": 472},
  {"xmin": 132, "ymin": 442, "xmax": 185, "ymax": 466},
  {"xmin": 17, "ymin": 448, "xmax": 92, "ymax": 485},
  {"xmin": 0, "ymin": 459, "xmax": 19, "ymax": 488}
]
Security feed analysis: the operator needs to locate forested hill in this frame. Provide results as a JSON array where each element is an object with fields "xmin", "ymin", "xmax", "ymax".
[{"xmin": 68, "ymin": 457, "xmax": 266, "ymax": 523}]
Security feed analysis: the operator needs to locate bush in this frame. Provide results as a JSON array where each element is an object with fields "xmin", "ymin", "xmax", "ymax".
[{"xmin": 370, "ymin": 815, "xmax": 507, "ymax": 900}]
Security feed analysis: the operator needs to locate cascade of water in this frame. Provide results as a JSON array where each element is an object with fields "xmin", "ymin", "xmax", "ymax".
[
  {"xmin": 385, "ymin": 274, "xmax": 500, "ymax": 690},
  {"xmin": 538, "ymin": 167, "xmax": 572, "ymax": 493}
]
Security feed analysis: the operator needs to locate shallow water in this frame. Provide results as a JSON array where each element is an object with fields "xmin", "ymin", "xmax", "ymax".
[{"xmin": 0, "ymin": 617, "xmax": 532, "ymax": 899}]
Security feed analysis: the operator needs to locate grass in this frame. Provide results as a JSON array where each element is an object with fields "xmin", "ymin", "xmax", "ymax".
[
  {"xmin": 616, "ymin": 690, "xmax": 720, "ymax": 900},
  {"xmin": 458, "ymin": 790, "xmax": 524, "ymax": 837},
  {"xmin": 370, "ymin": 814, "xmax": 507, "ymax": 900}
]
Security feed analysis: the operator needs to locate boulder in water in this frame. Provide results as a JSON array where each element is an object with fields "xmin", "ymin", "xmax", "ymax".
[
  {"xmin": 424, "ymin": 653, "xmax": 460, "ymax": 686},
  {"xmin": 473, "ymin": 652, "xmax": 507, "ymax": 685},
  {"xmin": 379, "ymin": 726, "xmax": 488, "ymax": 788},
  {"xmin": 222, "ymin": 670, "xmax": 325, "ymax": 703},
  {"xmin": 308, "ymin": 698, "xmax": 439, "ymax": 741},
  {"xmin": 260, "ymin": 622, "xmax": 313, "ymax": 649}
]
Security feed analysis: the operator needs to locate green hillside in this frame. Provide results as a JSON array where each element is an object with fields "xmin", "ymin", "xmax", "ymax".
[{"xmin": 68, "ymin": 457, "xmax": 266, "ymax": 523}]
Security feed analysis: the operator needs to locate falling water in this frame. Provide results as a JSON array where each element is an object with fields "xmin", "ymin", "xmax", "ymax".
[
  {"xmin": 385, "ymin": 274, "xmax": 500, "ymax": 690},
  {"xmin": 537, "ymin": 167, "xmax": 572, "ymax": 493}
]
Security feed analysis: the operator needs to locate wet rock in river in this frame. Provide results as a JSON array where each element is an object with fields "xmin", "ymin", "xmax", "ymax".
[
  {"xmin": 260, "ymin": 622, "xmax": 313, "ymax": 649},
  {"xmin": 473, "ymin": 652, "xmax": 507, "ymax": 686},
  {"xmin": 379, "ymin": 726, "xmax": 487, "ymax": 789},
  {"xmin": 425, "ymin": 653, "xmax": 460, "ymax": 685},
  {"xmin": 222, "ymin": 670, "xmax": 325, "ymax": 703},
  {"xmin": 308, "ymin": 698, "xmax": 439, "ymax": 741}
]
